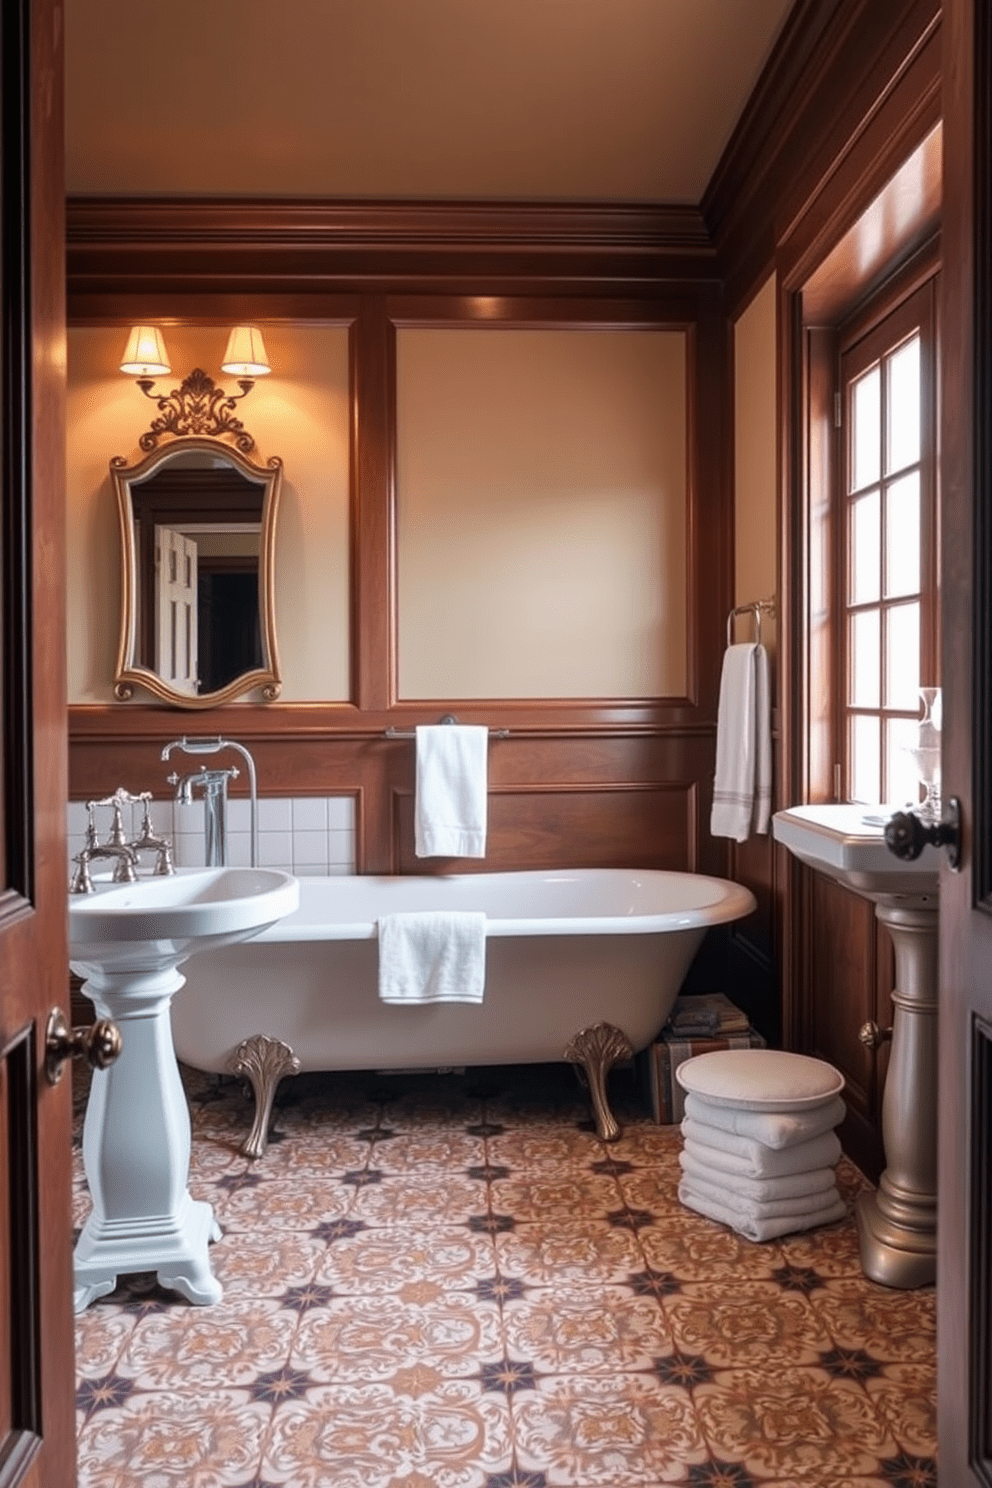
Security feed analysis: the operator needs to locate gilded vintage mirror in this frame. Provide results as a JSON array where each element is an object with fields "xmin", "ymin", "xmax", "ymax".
[{"xmin": 112, "ymin": 433, "xmax": 283, "ymax": 707}]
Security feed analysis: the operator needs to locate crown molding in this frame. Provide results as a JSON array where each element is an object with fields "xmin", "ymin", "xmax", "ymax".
[{"xmin": 66, "ymin": 197, "xmax": 717, "ymax": 301}]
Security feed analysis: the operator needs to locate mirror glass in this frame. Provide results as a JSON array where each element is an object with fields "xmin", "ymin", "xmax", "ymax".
[{"xmin": 112, "ymin": 435, "xmax": 283, "ymax": 707}]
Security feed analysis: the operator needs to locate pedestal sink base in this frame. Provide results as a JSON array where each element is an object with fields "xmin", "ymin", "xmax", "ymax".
[
  {"xmin": 855, "ymin": 1190, "xmax": 936, "ymax": 1289},
  {"xmin": 73, "ymin": 965, "xmax": 225, "ymax": 1313},
  {"xmin": 73, "ymin": 1195, "xmax": 222, "ymax": 1313}
]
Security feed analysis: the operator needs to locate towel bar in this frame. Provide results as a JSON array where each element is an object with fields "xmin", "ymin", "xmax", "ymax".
[
  {"xmin": 726, "ymin": 597, "xmax": 776, "ymax": 648},
  {"xmin": 385, "ymin": 713, "xmax": 510, "ymax": 740}
]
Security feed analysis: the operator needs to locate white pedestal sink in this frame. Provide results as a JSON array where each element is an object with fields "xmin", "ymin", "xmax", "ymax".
[
  {"xmin": 773, "ymin": 805, "xmax": 941, "ymax": 1288},
  {"xmin": 69, "ymin": 867, "xmax": 299, "ymax": 1312}
]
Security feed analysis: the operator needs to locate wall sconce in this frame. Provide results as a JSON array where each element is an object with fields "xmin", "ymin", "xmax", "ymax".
[
  {"xmin": 119, "ymin": 326, "xmax": 272, "ymax": 453},
  {"xmin": 120, "ymin": 325, "xmax": 271, "ymax": 401}
]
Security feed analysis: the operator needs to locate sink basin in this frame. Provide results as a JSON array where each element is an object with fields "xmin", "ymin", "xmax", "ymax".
[
  {"xmin": 772, "ymin": 804, "xmax": 940, "ymax": 900},
  {"xmin": 69, "ymin": 866, "xmax": 300, "ymax": 978}
]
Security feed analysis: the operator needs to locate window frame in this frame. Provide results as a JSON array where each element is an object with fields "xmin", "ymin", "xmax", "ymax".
[{"xmin": 834, "ymin": 274, "xmax": 940, "ymax": 807}]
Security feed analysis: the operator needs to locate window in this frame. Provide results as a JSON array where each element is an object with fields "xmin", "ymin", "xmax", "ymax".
[{"xmin": 838, "ymin": 280, "xmax": 938, "ymax": 806}]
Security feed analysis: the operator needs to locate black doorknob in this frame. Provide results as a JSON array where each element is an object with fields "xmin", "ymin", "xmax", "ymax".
[{"xmin": 884, "ymin": 798, "xmax": 961, "ymax": 871}]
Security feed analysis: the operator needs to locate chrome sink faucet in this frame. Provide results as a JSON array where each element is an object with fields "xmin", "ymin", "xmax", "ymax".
[
  {"xmin": 161, "ymin": 737, "xmax": 259, "ymax": 867},
  {"xmin": 70, "ymin": 794, "xmax": 139, "ymax": 894}
]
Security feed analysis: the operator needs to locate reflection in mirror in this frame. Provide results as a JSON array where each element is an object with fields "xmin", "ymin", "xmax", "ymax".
[{"xmin": 112, "ymin": 435, "xmax": 283, "ymax": 708}]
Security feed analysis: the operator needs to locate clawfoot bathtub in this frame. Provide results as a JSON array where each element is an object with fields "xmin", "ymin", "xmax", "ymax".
[{"xmin": 171, "ymin": 868, "xmax": 756, "ymax": 1152}]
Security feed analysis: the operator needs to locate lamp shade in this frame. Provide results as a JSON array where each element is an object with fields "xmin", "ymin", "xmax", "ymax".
[
  {"xmin": 119, "ymin": 325, "xmax": 171, "ymax": 377},
  {"xmin": 221, "ymin": 326, "xmax": 271, "ymax": 377}
]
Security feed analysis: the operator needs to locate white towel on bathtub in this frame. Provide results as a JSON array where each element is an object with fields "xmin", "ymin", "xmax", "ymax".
[
  {"xmin": 415, "ymin": 725, "xmax": 488, "ymax": 858},
  {"xmin": 378, "ymin": 911, "xmax": 486, "ymax": 1004}
]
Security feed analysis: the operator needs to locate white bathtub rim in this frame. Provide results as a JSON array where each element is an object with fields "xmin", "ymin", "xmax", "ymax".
[{"xmin": 253, "ymin": 868, "xmax": 757, "ymax": 943}]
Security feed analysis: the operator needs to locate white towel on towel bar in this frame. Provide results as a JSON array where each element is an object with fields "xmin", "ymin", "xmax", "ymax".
[
  {"xmin": 710, "ymin": 642, "xmax": 772, "ymax": 842},
  {"xmin": 377, "ymin": 911, "xmax": 487, "ymax": 1005},
  {"xmin": 415, "ymin": 724, "xmax": 488, "ymax": 858}
]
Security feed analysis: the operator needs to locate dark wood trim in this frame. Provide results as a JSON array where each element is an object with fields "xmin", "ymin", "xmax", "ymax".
[
  {"xmin": 66, "ymin": 198, "xmax": 718, "ymax": 303},
  {"xmin": 972, "ymin": 1017, "xmax": 992, "ymax": 1479},
  {"xmin": 706, "ymin": 0, "xmax": 940, "ymax": 316}
]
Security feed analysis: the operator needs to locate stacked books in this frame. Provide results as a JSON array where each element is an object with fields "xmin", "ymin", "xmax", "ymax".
[
  {"xmin": 666, "ymin": 992, "xmax": 752, "ymax": 1038},
  {"xmin": 642, "ymin": 994, "xmax": 765, "ymax": 1124}
]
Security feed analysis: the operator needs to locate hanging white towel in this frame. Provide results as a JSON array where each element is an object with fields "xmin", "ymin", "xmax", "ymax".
[
  {"xmin": 710, "ymin": 641, "xmax": 772, "ymax": 842},
  {"xmin": 378, "ymin": 910, "xmax": 486, "ymax": 1005},
  {"xmin": 415, "ymin": 725, "xmax": 488, "ymax": 858}
]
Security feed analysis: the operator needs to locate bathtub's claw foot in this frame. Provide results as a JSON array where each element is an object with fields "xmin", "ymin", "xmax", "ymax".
[
  {"xmin": 563, "ymin": 1021, "xmax": 634, "ymax": 1142},
  {"xmin": 228, "ymin": 1034, "xmax": 301, "ymax": 1159}
]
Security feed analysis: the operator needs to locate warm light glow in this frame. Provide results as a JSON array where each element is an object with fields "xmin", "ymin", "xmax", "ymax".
[
  {"xmin": 221, "ymin": 326, "xmax": 271, "ymax": 377},
  {"xmin": 119, "ymin": 325, "xmax": 171, "ymax": 377}
]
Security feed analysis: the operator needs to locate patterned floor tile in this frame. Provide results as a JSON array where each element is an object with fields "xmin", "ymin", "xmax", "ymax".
[
  {"xmin": 73, "ymin": 1062, "xmax": 937, "ymax": 1486},
  {"xmin": 215, "ymin": 1175, "xmax": 354, "ymax": 1233},
  {"xmin": 502, "ymin": 1283, "xmax": 675, "ymax": 1375},
  {"xmin": 313, "ymin": 1223, "xmax": 496, "ymax": 1294},
  {"xmin": 494, "ymin": 1219, "xmax": 645, "ymax": 1287},
  {"xmin": 291, "ymin": 1294, "xmax": 504, "ymax": 1383},
  {"xmin": 118, "ymin": 1297, "xmax": 299, "ymax": 1390},
  {"xmin": 76, "ymin": 1389, "xmax": 273, "ymax": 1487},
  {"xmin": 811, "ymin": 1277, "xmax": 937, "ymax": 1360},
  {"xmin": 262, "ymin": 1379, "xmax": 513, "ymax": 1488},
  {"xmin": 74, "ymin": 1308, "xmax": 138, "ymax": 1381},
  {"xmin": 486, "ymin": 1126, "xmax": 605, "ymax": 1173},
  {"xmin": 664, "ymin": 1281, "xmax": 833, "ymax": 1369},
  {"xmin": 694, "ymin": 1366, "xmax": 899, "ymax": 1480},
  {"xmin": 637, "ymin": 1212, "xmax": 786, "ymax": 1282},
  {"xmin": 489, "ymin": 1172, "xmax": 624, "ymax": 1224},
  {"xmin": 211, "ymin": 1231, "xmax": 326, "ymax": 1299},
  {"xmin": 512, "ymin": 1372, "xmax": 707, "ymax": 1485},
  {"xmin": 361, "ymin": 1129, "xmax": 487, "ymax": 1174},
  {"xmin": 864, "ymin": 1362, "xmax": 939, "ymax": 1458},
  {"xmin": 346, "ymin": 1172, "xmax": 487, "ymax": 1226}
]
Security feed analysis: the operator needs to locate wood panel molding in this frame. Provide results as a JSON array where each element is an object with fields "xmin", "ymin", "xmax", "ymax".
[
  {"xmin": 704, "ymin": 0, "xmax": 940, "ymax": 315},
  {"xmin": 66, "ymin": 198, "xmax": 717, "ymax": 303}
]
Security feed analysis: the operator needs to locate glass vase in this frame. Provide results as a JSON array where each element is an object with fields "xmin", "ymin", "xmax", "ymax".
[{"xmin": 907, "ymin": 686, "xmax": 942, "ymax": 824}]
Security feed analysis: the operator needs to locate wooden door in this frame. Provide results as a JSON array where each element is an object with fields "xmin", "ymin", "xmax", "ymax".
[
  {"xmin": 155, "ymin": 526, "xmax": 199, "ymax": 694},
  {"xmin": 0, "ymin": 1, "xmax": 74, "ymax": 1485},
  {"xmin": 938, "ymin": 0, "xmax": 992, "ymax": 1477}
]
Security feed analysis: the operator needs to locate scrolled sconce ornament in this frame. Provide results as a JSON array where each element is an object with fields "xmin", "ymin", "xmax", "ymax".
[{"xmin": 136, "ymin": 367, "xmax": 259, "ymax": 453}]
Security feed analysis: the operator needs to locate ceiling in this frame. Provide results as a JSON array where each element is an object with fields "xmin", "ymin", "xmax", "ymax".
[{"xmin": 65, "ymin": 0, "xmax": 795, "ymax": 204}]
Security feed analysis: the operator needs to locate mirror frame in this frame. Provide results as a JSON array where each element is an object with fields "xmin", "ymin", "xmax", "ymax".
[{"xmin": 111, "ymin": 434, "xmax": 283, "ymax": 708}]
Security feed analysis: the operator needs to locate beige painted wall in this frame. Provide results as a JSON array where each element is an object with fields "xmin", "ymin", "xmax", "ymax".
[
  {"xmin": 66, "ymin": 325, "xmax": 351, "ymax": 703},
  {"xmin": 733, "ymin": 275, "xmax": 778, "ymax": 656},
  {"xmin": 396, "ymin": 327, "xmax": 687, "ymax": 699}
]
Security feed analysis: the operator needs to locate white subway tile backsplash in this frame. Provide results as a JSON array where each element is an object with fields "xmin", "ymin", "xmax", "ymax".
[
  {"xmin": 327, "ymin": 830, "xmax": 355, "ymax": 868},
  {"xmin": 326, "ymin": 796, "xmax": 356, "ymax": 831},
  {"xmin": 258, "ymin": 831, "xmax": 294, "ymax": 869},
  {"xmin": 225, "ymin": 832, "xmax": 253, "ymax": 868},
  {"xmin": 258, "ymin": 798, "xmax": 292, "ymax": 832},
  {"xmin": 226, "ymin": 798, "xmax": 252, "ymax": 832},
  {"xmin": 292, "ymin": 830, "xmax": 329, "ymax": 869},
  {"xmin": 291, "ymin": 797, "xmax": 328, "ymax": 831},
  {"xmin": 68, "ymin": 794, "xmax": 357, "ymax": 877},
  {"xmin": 174, "ymin": 832, "xmax": 206, "ymax": 869}
]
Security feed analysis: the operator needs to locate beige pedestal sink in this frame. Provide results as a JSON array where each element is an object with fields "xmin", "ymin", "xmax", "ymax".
[
  {"xmin": 69, "ymin": 866, "xmax": 299, "ymax": 1311},
  {"xmin": 773, "ymin": 804, "xmax": 941, "ymax": 1289}
]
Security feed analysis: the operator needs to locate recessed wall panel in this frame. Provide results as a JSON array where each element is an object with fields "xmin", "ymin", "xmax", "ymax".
[
  {"xmin": 396, "ymin": 327, "xmax": 687, "ymax": 699},
  {"xmin": 66, "ymin": 325, "xmax": 351, "ymax": 703}
]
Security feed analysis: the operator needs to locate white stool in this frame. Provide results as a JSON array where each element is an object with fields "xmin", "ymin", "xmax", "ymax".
[{"xmin": 674, "ymin": 1048, "xmax": 847, "ymax": 1242}]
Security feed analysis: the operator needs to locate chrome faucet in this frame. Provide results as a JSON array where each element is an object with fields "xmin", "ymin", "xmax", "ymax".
[
  {"xmin": 70, "ymin": 797, "xmax": 139, "ymax": 893},
  {"xmin": 161, "ymin": 737, "xmax": 259, "ymax": 867},
  {"xmin": 167, "ymin": 766, "xmax": 238, "ymax": 867},
  {"xmin": 129, "ymin": 795, "xmax": 175, "ymax": 876}
]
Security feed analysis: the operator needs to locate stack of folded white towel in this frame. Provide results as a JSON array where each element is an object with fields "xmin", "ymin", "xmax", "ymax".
[{"xmin": 674, "ymin": 1049, "xmax": 847, "ymax": 1241}]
